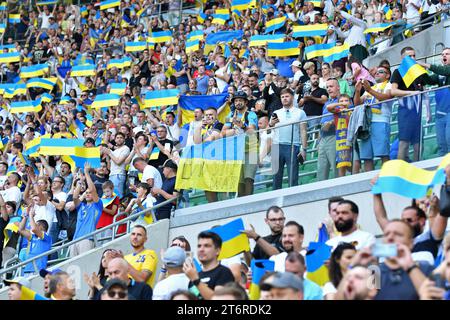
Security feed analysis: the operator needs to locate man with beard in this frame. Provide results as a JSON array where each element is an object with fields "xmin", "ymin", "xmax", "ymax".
[
  {"xmin": 298, "ymin": 73, "xmax": 328, "ymax": 132},
  {"xmin": 48, "ymin": 271, "xmax": 76, "ymax": 300},
  {"xmin": 372, "ymin": 172, "xmax": 449, "ymax": 265},
  {"xmin": 222, "ymin": 91, "xmax": 259, "ymax": 197},
  {"xmin": 270, "ymin": 221, "xmax": 305, "ymax": 272},
  {"xmin": 326, "ymin": 200, "xmax": 376, "ymax": 251},
  {"xmin": 241, "ymin": 206, "xmax": 286, "ymax": 265},
  {"xmin": 124, "ymin": 225, "xmax": 158, "ymax": 288},
  {"xmin": 335, "ymin": 266, "xmax": 378, "ymax": 300}
]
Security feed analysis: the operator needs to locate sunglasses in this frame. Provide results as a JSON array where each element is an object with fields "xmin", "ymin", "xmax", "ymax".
[
  {"xmin": 107, "ymin": 290, "xmax": 127, "ymax": 299},
  {"xmin": 376, "ymin": 70, "xmax": 387, "ymax": 74}
]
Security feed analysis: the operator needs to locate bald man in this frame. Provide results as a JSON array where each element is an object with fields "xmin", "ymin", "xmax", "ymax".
[{"xmin": 105, "ymin": 258, "xmax": 153, "ymax": 300}]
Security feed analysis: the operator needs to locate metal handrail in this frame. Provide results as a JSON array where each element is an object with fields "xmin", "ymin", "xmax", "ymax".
[
  {"xmin": 0, "ymin": 195, "xmax": 179, "ymax": 279},
  {"xmin": 369, "ymin": 9, "xmax": 449, "ymax": 52}
]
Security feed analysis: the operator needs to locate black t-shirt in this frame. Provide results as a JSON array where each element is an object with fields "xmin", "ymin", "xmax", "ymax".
[
  {"xmin": 155, "ymin": 176, "xmax": 176, "ymax": 220},
  {"xmin": 128, "ymin": 280, "xmax": 153, "ymax": 300},
  {"xmin": 302, "ymin": 87, "xmax": 329, "ymax": 117},
  {"xmin": 391, "ymin": 69, "xmax": 427, "ymax": 91},
  {"xmin": 0, "ymin": 217, "xmax": 8, "ymax": 251},
  {"xmin": 148, "ymin": 139, "xmax": 173, "ymax": 168},
  {"xmin": 65, "ymin": 194, "xmax": 80, "ymax": 241},
  {"xmin": 197, "ymin": 264, "xmax": 235, "ymax": 291},
  {"xmin": 91, "ymin": 174, "xmax": 108, "ymax": 198},
  {"xmin": 252, "ymin": 233, "xmax": 284, "ymax": 260}
]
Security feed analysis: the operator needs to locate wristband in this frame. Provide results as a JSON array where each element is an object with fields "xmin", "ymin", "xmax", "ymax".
[
  {"xmin": 192, "ymin": 278, "xmax": 201, "ymax": 286},
  {"xmin": 160, "ymin": 268, "xmax": 167, "ymax": 274},
  {"xmin": 255, "ymin": 235, "xmax": 261, "ymax": 242},
  {"xmin": 406, "ymin": 264, "xmax": 418, "ymax": 274}
]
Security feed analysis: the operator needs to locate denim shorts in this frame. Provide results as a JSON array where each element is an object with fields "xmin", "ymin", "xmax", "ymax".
[{"xmin": 360, "ymin": 122, "xmax": 391, "ymax": 159}]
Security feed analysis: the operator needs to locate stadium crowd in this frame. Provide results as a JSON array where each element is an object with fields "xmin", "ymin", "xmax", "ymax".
[{"xmin": 0, "ymin": 0, "xmax": 449, "ymax": 300}]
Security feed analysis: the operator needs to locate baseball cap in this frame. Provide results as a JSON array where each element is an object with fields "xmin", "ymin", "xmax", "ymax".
[
  {"xmin": 290, "ymin": 60, "xmax": 301, "ymax": 68},
  {"xmin": 102, "ymin": 279, "xmax": 128, "ymax": 291},
  {"xmin": 84, "ymin": 137, "xmax": 96, "ymax": 146},
  {"xmin": 3, "ymin": 277, "xmax": 31, "ymax": 288},
  {"xmin": 163, "ymin": 246, "xmax": 186, "ymax": 267},
  {"xmin": 265, "ymin": 68, "xmax": 279, "ymax": 75},
  {"xmin": 161, "ymin": 159, "xmax": 178, "ymax": 171},
  {"xmin": 261, "ymin": 272, "xmax": 304, "ymax": 292},
  {"xmin": 39, "ymin": 268, "xmax": 63, "ymax": 278}
]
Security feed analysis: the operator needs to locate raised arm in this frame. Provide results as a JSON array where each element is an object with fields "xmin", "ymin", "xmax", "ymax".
[
  {"xmin": 84, "ymin": 162, "xmax": 99, "ymax": 203},
  {"xmin": 371, "ymin": 175, "xmax": 389, "ymax": 230}
]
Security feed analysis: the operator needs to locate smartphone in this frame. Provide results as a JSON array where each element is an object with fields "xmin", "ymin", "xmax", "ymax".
[
  {"xmin": 429, "ymin": 273, "xmax": 449, "ymax": 290},
  {"xmin": 372, "ymin": 243, "xmax": 397, "ymax": 258},
  {"xmin": 185, "ymin": 251, "xmax": 193, "ymax": 265}
]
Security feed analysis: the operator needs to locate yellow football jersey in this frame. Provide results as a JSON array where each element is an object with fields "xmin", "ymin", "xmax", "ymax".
[{"xmin": 125, "ymin": 249, "xmax": 158, "ymax": 287}]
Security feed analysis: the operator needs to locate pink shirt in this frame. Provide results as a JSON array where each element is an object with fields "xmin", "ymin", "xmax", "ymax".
[{"xmin": 351, "ymin": 63, "xmax": 375, "ymax": 84}]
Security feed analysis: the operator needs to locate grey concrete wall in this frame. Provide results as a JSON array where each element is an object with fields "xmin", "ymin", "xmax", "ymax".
[
  {"xmin": 169, "ymin": 157, "xmax": 445, "ymax": 252},
  {"xmin": 0, "ymin": 219, "xmax": 170, "ymax": 300},
  {"xmin": 364, "ymin": 20, "xmax": 448, "ymax": 68}
]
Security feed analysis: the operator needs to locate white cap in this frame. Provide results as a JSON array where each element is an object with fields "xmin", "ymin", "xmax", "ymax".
[
  {"xmin": 266, "ymin": 68, "xmax": 279, "ymax": 75},
  {"xmin": 290, "ymin": 60, "xmax": 301, "ymax": 68}
]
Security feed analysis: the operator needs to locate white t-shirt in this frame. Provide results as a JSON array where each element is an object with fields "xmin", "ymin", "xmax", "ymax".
[
  {"xmin": 326, "ymin": 229, "xmax": 376, "ymax": 251},
  {"xmin": 0, "ymin": 175, "xmax": 7, "ymax": 188},
  {"xmin": 259, "ymin": 130, "xmax": 273, "ymax": 165},
  {"xmin": 0, "ymin": 186, "xmax": 22, "ymax": 207},
  {"xmin": 39, "ymin": 12, "xmax": 53, "ymax": 29},
  {"xmin": 221, "ymin": 254, "xmax": 242, "ymax": 269},
  {"xmin": 152, "ymin": 273, "xmax": 190, "ymax": 300},
  {"xmin": 34, "ymin": 202, "xmax": 56, "ymax": 233},
  {"xmin": 52, "ymin": 192, "xmax": 68, "ymax": 223},
  {"xmin": 109, "ymin": 145, "xmax": 130, "ymax": 175},
  {"xmin": 322, "ymin": 282, "xmax": 337, "ymax": 296},
  {"xmin": 166, "ymin": 124, "xmax": 180, "ymax": 142},
  {"xmin": 270, "ymin": 250, "xmax": 307, "ymax": 272},
  {"xmin": 215, "ymin": 67, "xmax": 229, "ymax": 93},
  {"xmin": 141, "ymin": 165, "xmax": 163, "ymax": 189},
  {"xmin": 406, "ymin": 0, "xmax": 421, "ymax": 20},
  {"xmin": 128, "ymin": 147, "xmax": 149, "ymax": 172}
]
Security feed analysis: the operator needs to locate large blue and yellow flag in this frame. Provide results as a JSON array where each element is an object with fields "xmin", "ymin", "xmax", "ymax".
[
  {"xmin": 265, "ymin": 16, "xmax": 286, "ymax": 34},
  {"xmin": 20, "ymin": 63, "xmax": 48, "ymax": 78},
  {"xmin": 185, "ymin": 39, "xmax": 200, "ymax": 54},
  {"xmin": 398, "ymin": 56, "xmax": 428, "ymax": 88},
  {"xmin": 322, "ymin": 43, "xmax": 350, "ymax": 63},
  {"xmin": 0, "ymin": 23, "xmax": 5, "ymax": 33},
  {"xmin": 100, "ymin": 0, "xmax": 120, "ymax": 10},
  {"xmin": 3, "ymin": 83, "xmax": 27, "ymax": 98},
  {"xmin": 187, "ymin": 30, "xmax": 204, "ymax": 42},
  {"xmin": 249, "ymin": 34, "xmax": 285, "ymax": 47},
  {"xmin": 175, "ymin": 134, "xmax": 245, "ymax": 192},
  {"xmin": 383, "ymin": 6, "xmax": 393, "ymax": 20},
  {"xmin": 267, "ymin": 41, "xmax": 300, "ymax": 57},
  {"xmin": 364, "ymin": 23, "xmax": 394, "ymax": 34},
  {"xmin": 109, "ymin": 82, "xmax": 127, "ymax": 95},
  {"xmin": 372, "ymin": 153, "xmax": 450, "ymax": 198},
  {"xmin": 306, "ymin": 224, "xmax": 332, "ymax": 286},
  {"xmin": 69, "ymin": 147, "xmax": 101, "ymax": 168},
  {"xmin": 0, "ymin": 2, "xmax": 6, "ymax": 11},
  {"xmin": 24, "ymin": 136, "xmax": 42, "ymax": 157},
  {"xmin": 8, "ymin": 14, "xmax": 20, "ymax": 24},
  {"xmin": 178, "ymin": 93, "xmax": 229, "ymax": 126},
  {"xmin": 71, "ymin": 64, "xmax": 96, "ymax": 77},
  {"xmin": 212, "ymin": 14, "xmax": 230, "ymax": 25},
  {"xmin": 209, "ymin": 218, "xmax": 250, "ymax": 260},
  {"xmin": 107, "ymin": 56, "xmax": 132, "ymax": 69},
  {"xmin": 304, "ymin": 42, "xmax": 335, "ymax": 59},
  {"xmin": 92, "ymin": 93, "xmax": 120, "ymax": 109},
  {"xmin": 40, "ymin": 92, "xmax": 54, "ymax": 103},
  {"xmin": 9, "ymin": 100, "xmax": 42, "ymax": 114},
  {"xmin": 26, "ymin": 77, "xmax": 57, "ymax": 91},
  {"xmin": 292, "ymin": 24, "xmax": 328, "ymax": 38},
  {"xmin": 249, "ymin": 260, "xmax": 275, "ymax": 300},
  {"xmin": 36, "ymin": 0, "xmax": 58, "ymax": 5},
  {"xmin": 0, "ymin": 52, "xmax": 20, "ymax": 63},
  {"xmin": 145, "ymin": 89, "xmax": 179, "ymax": 108},
  {"xmin": 3, "ymin": 216, "xmax": 21, "ymax": 248},
  {"xmin": 204, "ymin": 30, "xmax": 244, "ymax": 53},
  {"xmin": 20, "ymin": 286, "xmax": 48, "ymax": 300},
  {"xmin": 126, "ymin": 41, "xmax": 147, "ymax": 52},
  {"xmin": 231, "ymin": 0, "xmax": 257, "ymax": 11},
  {"xmin": 39, "ymin": 138, "xmax": 85, "ymax": 156},
  {"xmin": 149, "ymin": 30, "xmax": 172, "ymax": 43}
]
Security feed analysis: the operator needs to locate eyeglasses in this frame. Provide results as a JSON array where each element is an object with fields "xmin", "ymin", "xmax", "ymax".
[
  {"xmin": 376, "ymin": 70, "xmax": 386, "ymax": 74},
  {"xmin": 107, "ymin": 290, "xmax": 127, "ymax": 299},
  {"xmin": 403, "ymin": 218, "xmax": 416, "ymax": 224},
  {"xmin": 268, "ymin": 218, "xmax": 285, "ymax": 223},
  {"xmin": 53, "ymin": 180, "xmax": 64, "ymax": 183}
]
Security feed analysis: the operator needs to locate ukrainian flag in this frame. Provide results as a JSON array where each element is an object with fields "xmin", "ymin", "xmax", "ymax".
[
  {"xmin": 150, "ymin": 31, "xmax": 172, "ymax": 43},
  {"xmin": 40, "ymin": 92, "xmax": 53, "ymax": 103},
  {"xmin": 231, "ymin": 0, "xmax": 256, "ymax": 11},
  {"xmin": 308, "ymin": 0, "xmax": 323, "ymax": 7},
  {"xmin": 80, "ymin": 6, "xmax": 88, "ymax": 17},
  {"xmin": 24, "ymin": 136, "xmax": 41, "ymax": 157},
  {"xmin": 3, "ymin": 216, "xmax": 21, "ymax": 248},
  {"xmin": 59, "ymin": 96, "xmax": 71, "ymax": 105},
  {"xmin": 3, "ymin": 84, "xmax": 27, "ymax": 98},
  {"xmin": 110, "ymin": 83, "xmax": 126, "ymax": 95},
  {"xmin": 264, "ymin": 16, "xmax": 286, "ymax": 34},
  {"xmin": 70, "ymin": 147, "xmax": 101, "ymax": 168},
  {"xmin": 0, "ymin": 23, "xmax": 5, "ymax": 33},
  {"xmin": 0, "ymin": 44, "xmax": 16, "ymax": 52},
  {"xmin": 26, "ymin": 77, "xmax": 57, "ymax": 90},
  {"xmin": 178, "ymin": 93, "xmax": 229, "ymax": 126},
  {"xmin": 383, "ymin": 6, "xmax": 393, "ymax": 20},
  {"xmin": 0, "ymin": 51, "xmax": 20, "ymax": 63},
  {"xmin": 249, "ymin": 34, "xmax": 285, "ymax": 47},
  {"xmin": 322, "ymin": 43, "xmax": 350, "ymax": 63},
  {"xmin": 20, "ymin": 286, "xmax": 48, "ymax": 300},
  {"xmin": 209, "ymin": 218, "xmax": 250, "ymax": 260},
  {"xmin": 0, "ymin": 2, "xmax": 6, "ymax": 10},
  {"xmin": 8, "ymin": 14, "xmax": 20, "ymax": 24},
  {"xmin": 36, "ymin": 0, "xmax": 57, "ymax": 5},
  {"xmin": 20, "ymin": 63, "xmax": 49, "ymax": 78},
  {"xmin": 145, "ymin": 89, "xmax": 179, "ymax": 108},
  {"xmin": 212, "ymin": 14, "xmax": 229, "ymax": 25},
  {"xmin": 101, "ymin": 195, "xmax": 119, "ymax": 209},
  {"xmin": 185, "ymin": 39, "xmax": 200, "ymax": 54},
  {"xmin": 187, "ymin": 30, "xmax": 204, "ymax": 42},
  {"xmin": 398, "ymin": 56, "xmax": 428, "ymax": 88},
  {"xmin": 126, "ymin": 41, "xmax": 147, "ymax": 52},
  {"xmin": 364, "ymin": 23, "xmax": 394, "ymax": 34},
  {"xmin": 292, "ymin": 24, "xmax": 328, "ymax": 38},
  {"xmin": 306, "ymin": 226, "xmax": 332, "ymax": 287},
  {"xmin": 304, "ymin": 42, "xmax": 335, "ymax": 59},
  {"xmin": 39, "ymin": 138, "xmax": 85, "ymax": 155},
  {"xmin": 107, "ymin": 56, "xmax": 132, "ymax": 69},
  {"xmin": 175, "ymin": 134, "xmax": 245, "ymax": 192},
  {"xmin": 249, "ymin": 260, "xmax": 275, "ymax": 300},
  {"xmin": 9, "ymin": 100, "xmax": 42, "ymax": 114},
  {"xmin": 100, "ymin": 0, "xmax": 120, "ymax": 10},
  {"xmin": 197, "ymin": 12, "xmax": 207, "ymax": 23},
  {"xmin": 92, "ymin": 93, "xmax": 121, "ymax": 109},
  {"xmin": 215, "ymin": 8, "xmax": 230, "ymax": 14},
  {"xmin": 71, "ymin": 64, "xmax": 96, "ymax": 77},
  {"xmin": 372, "ymin": 154, "xmax": 450, "ymax": 198},
  {"xmin": 267, "ymin": 41, "xmax": 300, "ymax": 57}
]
